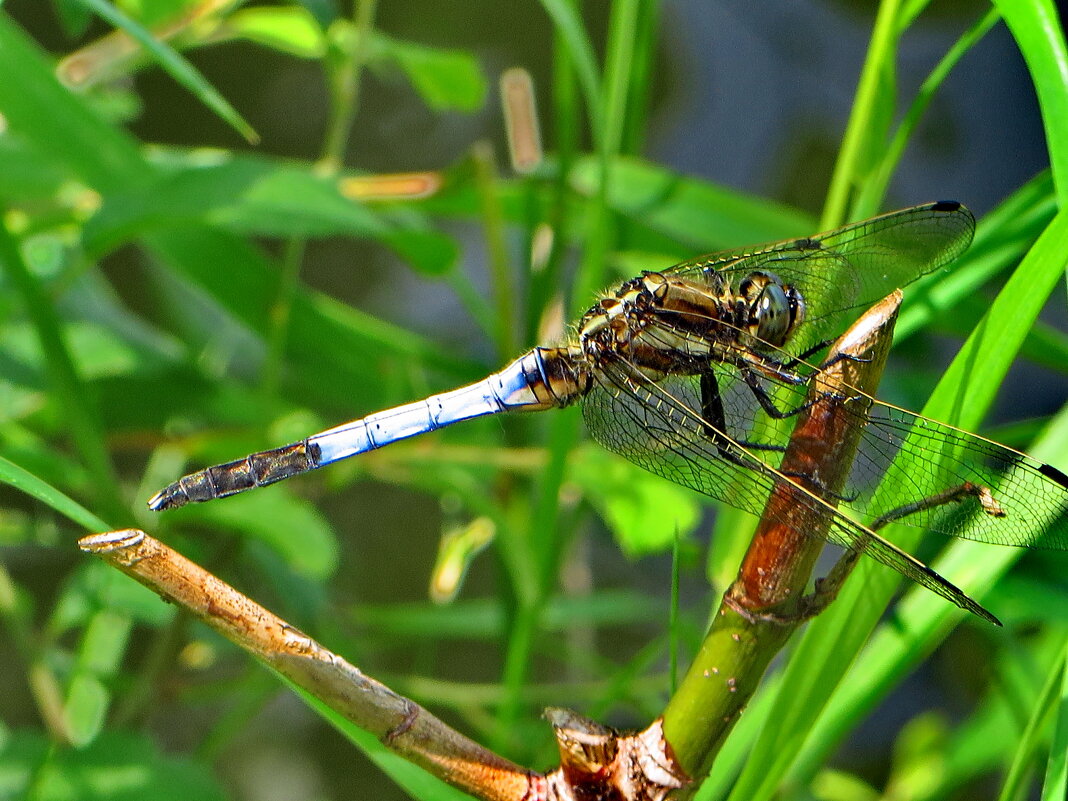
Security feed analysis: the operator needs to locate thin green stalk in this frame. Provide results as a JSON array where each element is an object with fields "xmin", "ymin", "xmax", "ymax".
[
  {"xmin": 538, "ymin": 0, "xmax": 605, "ymax": 146},
  {"xmin": 1041, "ymin": 638, "xmax": 1068, "ymax": 801},
  {"xmin": 569, "ymin": 0, "xmax": 640, "ymax": 312},
  {"xmin": 444, "ymin": 268, "xmax": 497, "ymax": 342},
  {"xmin": 261, "ymin": 236, "xmax": 306, "ymax": 402},
  {"xmin": 820, "ymin": 0, "xmax": 903, "ymax": 229},
  {"xmin": 472, "ymin": 141, "xmax": 518, "ymax": 360},
  {"xmin": 496, "ymin": 410, "xmax": 581, "ymax": 743},
  {"xmin": 853, "ymin": 7, "xmax": 1000, "ymax": 217},
  {"xmin": 997, "ymin": 637, "xmax": 1068, "ymax": 801},
  {"xmin": 266, "ymin": 0, "xmax": 377, "ymax": 400},
  {"xmin": 0, "ymin": 562, "xmax": 72, "ymax": 743},
  {"xmin": 0, "ymin": 222, "xmax": 128, "ymax": 524},
  {"xmin": 495, "ymin": 2, "xmax": 591, "ymax": 740},
  {"xmin": 320, "ymin": 0, "xmax": 378, "ymax": 172},
  {"xmin": 670, "ymin": 526, "xmax": 681, "ymax": 694},
  {"xmin": 527, "ymin": 20, "xmax": 580, "ymax": 343},
  {"xmin": 621, "ymin": 0, "xmax": 661, "ymax": 155},
  {"xmin": 498, "ymin": 0, "xmax": 646, "ymax": 741}
]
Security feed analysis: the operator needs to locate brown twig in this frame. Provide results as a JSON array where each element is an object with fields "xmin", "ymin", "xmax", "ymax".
[
  {"xmin": 661, "ymin": 292, "xmax": 903, "ymax": 789},
  {"xmin": 79, "ymin": 529, "xmax": 687, "ymax": 800},
  {"xmin": 78, "ymin": 530, "xmax": 537, "ymax": 801}
]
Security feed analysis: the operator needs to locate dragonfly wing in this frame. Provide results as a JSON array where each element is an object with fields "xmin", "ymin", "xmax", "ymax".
[
  {"xmin": 841, "ymin": 396, "xmax": 1068, "ymax": 548},
  {"xmin": 664, "ymin": 202, "xmax": 976, "ymax": 354},
  {"xmin": 582, "ymin": 358, "xmax": 996, "ymax": 620}
]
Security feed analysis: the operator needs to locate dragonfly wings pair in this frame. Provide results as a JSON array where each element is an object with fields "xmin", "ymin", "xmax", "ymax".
[{"xmin": 148, "ymin": 202, "xmax": 1068, "ymax": 622}]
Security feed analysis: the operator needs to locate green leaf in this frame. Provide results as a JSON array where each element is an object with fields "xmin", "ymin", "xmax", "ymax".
[
  {"xmin": 569, "ymin": 156, "xmax": 814, "ymax": 250},
  {"xmin": 370, "ymin": 33, "xmax": 486, "ymax": 112},
  {"xmin": 170, "ymin": 490, "xmax": 340, "ymax": 580},
  {"xmin": 224, "ymin": 6, "xmax": 327, "ymax": 58},
  {"xmin": 570, "ymin": 444, "xmax": 701, "ymax": 557},
  {"xmin": 0, "ymin": 134, "xmax": 74, "ymax": 202},
  {"xmin": 0, "ymin": 455, "xmax": 110, "ymax": 532},
  {"xmin": 143, "ymin": 226, "xmax": 476, "ymax": 412},
  {"xmin": 999, "ymin": 637, "xmax": 1068, "ymax": 801},
  {"xmin": 64, "ymin": 674, "xmax": 110, "ymax": 746},
  {"xmin": 537, "ymin": 0, "xmax": 604, "ymax": 139},
  {"xmin": 85, "ymin": 154, "xmax": 458, "ymax": 274},
  {"xmin": 1042, "ymin": 642, "xmax": 1068, "ymax": 801},
  {"xmin": 0, "ymin": 730, "xmax": 227, "ymax": 801}
]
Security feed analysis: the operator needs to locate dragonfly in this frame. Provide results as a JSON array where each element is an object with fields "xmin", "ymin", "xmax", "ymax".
[{"xmin": 148, "ymin": 201, "xmax": 1068, "ymax": 623}]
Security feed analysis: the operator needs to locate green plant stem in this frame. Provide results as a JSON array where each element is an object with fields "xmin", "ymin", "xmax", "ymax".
[
  {"xmin": 820, "ymin": 0, "xmax": 903, "ymax": 229},
  {"xmin": 321, "ymin": 0, "xmax": 378, "ymax": 172},
  {"xmin": 0, "ymin": 223, "xmax": 129, "ymax": 524},
  {"xmin": 997, "ymin": 636, "xmax": 1068, "ymax": 801},
  {"xmin": 261, "ymin": 235, "xmax": 306, "ymax": 403},
  {"xmin": 472, "ymin": 141, "xmax": 518, "ymax": 360},
  {"xmin": 498, "ymin": 0, "xmax": 645, "ymax": 746},
  {"xmin": 570, "ymin": 0, "xmax": 639, "ymax": 312},
  {"xmin": 853, "ymin": 7, "xmax": 1000, "ymax": 217},
  {"xmin": 266, "ymin": 0, "xmax": 377, "ymax": 400},
  {"xmin": 621, "ymin": 0, "xmax": 661, "ymax": 155},
  {"xmin": 527, "ymin": 20, "xmax": 580, "ymax": 342},
  {"xmin": 0, "ymin": 562, "xmax": 72, "ymax": 743}
]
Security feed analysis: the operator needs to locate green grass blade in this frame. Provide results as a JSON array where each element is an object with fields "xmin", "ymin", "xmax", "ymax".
[
  {"xmin": 0, "ymin": 455, "xmax": 110, "ymax": 532},
  {"xmin": 568, "ymin": 156, "xmax": 814, "ymax": 250},
  {"xmin": 1041, "ymin": 642, "xmax": 1068, "ymax": 801},
  {"xmin": 73, "ymin": 0, "xmax": 259, "ymax": 143},
  {"xmin": 537, "ymin": 0, "xmax": 604, "ymax": 142},
  {"xmin": 852, "ymin": 7, "xmax": 1000, "ymax": 217},
  {"xmin": 0, "ymin": 224, "xmax": 127, "ymax": 523},
  {"xmin": 0, "ymin": 13, "xmax": 145, "ymax": 190},
  {"xmin": 821, "ymin": 0, "xmax": 904, "ymax": 229},
  {"xmin": 995, "ymin": 0, "xmax": 1068, "ymax": 205},
  {"xmin": 83, "ymin": 153, "xmax": 458, "ymax": 275},
  {"xmin": 998, "ymin": 637, "xmax": 1068, "ymax": 801}
]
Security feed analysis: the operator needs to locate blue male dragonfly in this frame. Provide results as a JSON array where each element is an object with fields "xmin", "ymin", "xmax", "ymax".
[{"xmin": 149, "ymin": 202, "xmax": 1068, "ymax": 623}]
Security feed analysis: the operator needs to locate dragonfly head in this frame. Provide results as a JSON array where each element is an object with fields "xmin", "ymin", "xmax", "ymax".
[{"xmin": 740, "ymin": 271, "xmax": 806, "ymax": 349}]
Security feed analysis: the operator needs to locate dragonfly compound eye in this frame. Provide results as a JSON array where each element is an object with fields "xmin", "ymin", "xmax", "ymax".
[{"xmin": 752, "ymin": 279, "xmax": 800, "ymax": 348}]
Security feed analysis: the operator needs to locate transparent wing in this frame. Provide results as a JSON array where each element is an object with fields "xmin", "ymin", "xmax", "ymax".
[
  {"xmin": 582, "ymin": 356, "xmax": 1005, "ymax": 618},
  {"xmin": 840, "ymin": 396, "xmax": 1068, "ymax": 547},
  {"xmin": 663, "ymin": 202, "xmax": 976, "ymax": 353}
]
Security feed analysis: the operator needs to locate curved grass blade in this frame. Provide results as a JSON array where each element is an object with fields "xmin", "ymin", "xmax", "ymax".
[{"xmin": 74, "ymin": 0, "xmax": 258, "ymax": 143}]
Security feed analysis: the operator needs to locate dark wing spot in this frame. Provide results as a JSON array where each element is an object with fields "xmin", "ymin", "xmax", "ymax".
[
  {"xmin": 1038, "ymin": 462, "xmax": 1068, "ymax": 489},
  {"xmin": 932, "ymin": 200, "xmax": 963, "ymax": 212}
]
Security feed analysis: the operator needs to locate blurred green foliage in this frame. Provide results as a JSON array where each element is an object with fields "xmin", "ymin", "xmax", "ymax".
[{"xmin": 0, "ymin": 1, "xmax": 1066, "ymax": 800}]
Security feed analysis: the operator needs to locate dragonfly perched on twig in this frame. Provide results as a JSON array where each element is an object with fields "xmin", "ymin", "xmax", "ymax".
[{"xmin": 148, "ymin": 202, "xmax": 1068, "ymax": 622}]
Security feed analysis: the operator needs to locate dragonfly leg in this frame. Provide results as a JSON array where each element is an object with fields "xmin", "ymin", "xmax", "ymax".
[
  {"xmin": 740, "ymin": 367, "xmax": 821, "ymax": 420},
  {"xmin": 869, "ymin": 481, "xmax": 1006, "ymax": 530},
  {"xmin": 797, "ymin": 482, "xmax": 1007, "ymax": 621},
  {"xmin": 777, "ymin": 338, "xmax": 833, "ymax": 370},
  {"xmin": 699, "ymin": 372, "xmax": 785, "ymax": 463},
  {"xmin": 796, "ymin": 550, "xmax": 863, "ymax": 618}
]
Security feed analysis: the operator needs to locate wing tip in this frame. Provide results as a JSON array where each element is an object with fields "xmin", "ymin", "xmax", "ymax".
[{"xmin": 1038, "ymin": 461, "xmax": 1068, "ymax": 489}]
